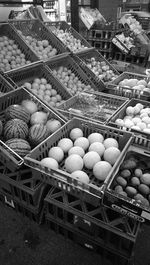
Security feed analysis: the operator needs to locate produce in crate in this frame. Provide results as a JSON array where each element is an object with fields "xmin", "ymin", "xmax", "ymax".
[
  {"xmin": 5, "ymin": 138, "xmax": 31, "ymax": 157},
  {"xmin": 52, "ymin": 66, "xmax": 95, "ymax": 95},
  {"xmin": 17, "ymin": 30, "xmax": 58, "ymax": 60},
  {"xmin": 41, "ymin": 127, "xmax": 121, "ymax": 184},
  {"xmin": 23, "ymin": 78, "xmax": 64, "ymax": 107},
  {"xmin": 0, "ymin": 36, "xmax": 31, "ymax": 72},
  {"xmin": 116, "ymin": 78, "xmax": 150, "ymax": 95}
]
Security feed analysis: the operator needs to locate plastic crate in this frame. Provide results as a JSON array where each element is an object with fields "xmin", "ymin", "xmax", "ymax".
[
  {"xmin": 24, "ymin": 118, "xmax": 133, "ymax": 205},
  {"xmin": 43, "ymin": 20, "xmax": 92, "ymax": 54},
  {"xmin": 108, "ymin": 98, "xmax": 150, "ymax": 140},
  {"xmin": 0, "ymin": 87, "xmax": 66, "ymax": 172},
  {"xmin": 44, "ymin": 186, "xmax": 140, "ymax": 258},
  {"xmin": 72, "ymin": 48, "xmax": 119, "ymax": 89},
  {"xmin": 0, "ymin": 23, "xmax": 39, "ymax": 73},
  {"xmin": 45, "ymin": 54, "xmax": 101, "ymax": 94},
  {"xmin": 103, "ymin": 138, "xmax": 150, "ymax": 223},
  {"xmin": 107, "ymin": 72, "xmax": 149, "ymax": 100},
  {"xmin": 7, "ymin": 61, "xmax": 71, "ymax": 106},
  {"xmin": 57, "ymin": 91, "xmax": 128, "ymax": 124},
  {"xmin": 0, "ymin": 74, "xmax": 15, "ymax": 95},
  {"xmin": 9, "ymin": 19, "xmax": 68, "ymax": 61}
]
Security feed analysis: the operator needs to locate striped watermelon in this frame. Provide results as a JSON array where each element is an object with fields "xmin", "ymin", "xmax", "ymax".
[
  {"xmin": 4, "ymin": 119, "xmax": 29, "ymax": 141},
  {"xmin": 5, "ymin": 104, "xmax": 30, "ymax": 123},
  {"xmin": 5, "ymin": 138, "xmax": 31, "ymax": 157},
  {"xmin": 0, "ymin": 120, "xmax": 3, "ymax": 136},
  {"xmin": 29, "ymin": 123, "xmax": 48, "ymax": 146}
]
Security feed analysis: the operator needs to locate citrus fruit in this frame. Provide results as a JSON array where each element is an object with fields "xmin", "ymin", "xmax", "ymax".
[
  {"xmin": 40, "ymin": 157, "xmax": 58, "ymax": 170},
  {"xmin": 93, "ymin": 161, "xmax": 112, "ymax": 181},
  {"xmin": 103, "ymin": 138, "xmax": 119, "ymax": 149},
  {"xmin": 104, "ymin": 147, "xmax": 121, "ymax": 165},
  {"xmin": 83, "ymin": 151, "xmax": 101, "ymax": 170},
  {"xmin": 65, "ymin": 154, "xmax": 83, "ymax": 173},
  {"xmin": 89, "ymin": 142, "xmax": 105, "ymax": 157},
  {"xmin": 88, "ymin": 132, "xmax": 104, "ymax": 144},
  {"xmin": 69, "ymin": 128, "xmax": 83, "ymax": 141},
  {"xmin": 68, "ymin": 146, "xmax": 85, "ymax": 157},
  {"xmin": 46, "ymin": 119, "xmax": 61, "ymax": 133},
  {"xmin": 48, "ymin": 146, "xmax": 64, "ymax": 163},
  {"xmin": 58, "ymin": 138, "xmax": 73, "ymax": 153},
  {"xmin": 70, "ymin": 170, "xmax": 89, "ymax": 184},
  {"xmin": 74, "ymin": 137, "xmax": 89, "ymax": 151}
]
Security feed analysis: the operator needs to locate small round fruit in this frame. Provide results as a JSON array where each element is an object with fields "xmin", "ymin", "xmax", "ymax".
[
  {"xmin": 103, "ymin": 138, "xmax": 119, "ymax": 149},
  {"xmin": 116, "ymin": 176, "xmax": 127, "ymax": 188},
  {"xmin": 65, "ymin": 154, "xmax": 83, "ymax": 173},
  {"xmin": 131, "ymin": 177, "xmax": 140, "ymax": 186},
  {"xmin": 40, "ymin": 157, "xmax": 58, "ymax": 170},
  {"xmin": 114, "ymin": 185, "xmax": 123, "ymax": 193},
  {"xmin": 48, "ymin": 146, "xmax": 64, "ymax": 163},
  {"xmin": 119, "ymin": 191, "xmax": 128, "ymax": 197},
  {"xmin": 69, "ymin": 128, "xmax": 83, "ymax": 141},
  {"xmin": 126, "ymin": 106, "xmax": 134, "ymax": 116},
  {"xmin": 134, "ymin": 168, "xmax": 143, "ymax": 178},
  {"xmin": 134, "ymin": 193, "xmax": 145, "ymax": 202},
  {"xmin": 115, "ymin": 118, "xmax": 124, "ymax": 127},
  {"xmin": 93, "ymin": 161, "xmax": 112, "ymax": 181},
  {"xmin": 121, "ymin": 169, "xmax": 131, "ymax": 178},
  {"xmin": 103, "ymin": 147, "xmax": 121, "ymax": 165},
  {"xmin": 58, "ymin": 138, "xmax": 73, "ymax": 153},
  {"xmin": 70, "ymin": 170, "xmax": 89, "ymax": 184},
  {"xmin": 89, "ymin": 142, "xmax": 105, "ymax": 157},
  {"xmin": 74, "ymin": 137, "xmax": 89, "ymax": 151},
  {"xmin": 83, "ymin": 151, "xmax": 101, "ymax": 170},
  {"xmin": 138, "ymin": 184, "xmax": 150, "ymax": 195},
  {"xmin": 125, "ymin": 186, "xmax": 137, "ymax": 197},
  {"xmin": 88, "ymin": 133, "xmax": 104, "ymax": 144},
  {"xmin": 140, "ymin": 173, "xmax": 150, "ymax": 185},
  {"xmin": 68, "ymin": 146, "xmax": 85, "ymax": 158}
]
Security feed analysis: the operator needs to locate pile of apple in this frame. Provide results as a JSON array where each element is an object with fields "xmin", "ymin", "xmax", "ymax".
[
  {"xmin": 40, "ymin": 128, "xmax": 122, "ymax": 185},
  {"xmin": 85, "ymin": 57, "xmax": 118, "ymax": 82},
  {"xmin": 0, "ymin": 35, "xmax": 31, "ymax": 72},
  {"xmin": 116, "ymin": 78, "xmax": 150, "ymax": 95},
  {"xmin": 23, "ymin": 78, "xmax": 65, "ymax": 108},
  {"xmin": 115, "ymin": 102, "xmax": 150, "ymax": 134},
  {"xmin": 17, "ymin": 30, "xmax": 58, "ymax": 60},
  {"xmin": 113, "ymin": 153, "xmax": 150, "ymax": 207},
  {"xmin": 52, "ymin": 66, "xmax": 95, "ymax": 95},
  {"xmin": 51, "ymin": 28, "xmax": 88, "ymax": 53}
]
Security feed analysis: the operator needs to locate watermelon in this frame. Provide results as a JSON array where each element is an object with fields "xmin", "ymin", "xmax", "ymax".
[
  {"xmin": 5, "ymin": 104, "xmax": 30, "ymax": 123},
  {"xmin": 29, "ymin": 123, "xmax": 48, "ymax": 146},
  {"xmin": 0, "ymin": 120, "xmax": 3, "ymax": 136},
  {"xmin": 4, "ymin": 118, "xmax": 29, "ymax": 140},
  {"xmin": 5, "ymin": 138, "xmax": 31, "ymax": 157}
]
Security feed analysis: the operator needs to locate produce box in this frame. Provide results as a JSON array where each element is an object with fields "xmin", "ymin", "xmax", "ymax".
[
  {"xmin": 43, "ymin": 21, "xmax": 91, "ymax": 54},
  {"xmin": 57, "ymin": 91, "xmax": 128, "ymax": 124},
  {"xmin": 72, "ymin": 48, "xmax": 119, "ymax": 89},
  {"xmin": 0, "ymin": 87, "xmax": 66, "ymax": 172},
  {"xmin": 108, "ymin": 98, "xmax": 150, "ymax": 140},
  {"xmin": 0, "ymin": 23, "xmax": 39, "ymax": 73},
  {"xmin": 0, "ymin": 74, "xmax": 15, "ymax": 95},
  {"xmin": 103, "ymin": 138, "xmax": 150, "ymax": 223},
  {"xmin": 24, "ymin": 118, "xmax": 133, "ymax": 205},
  {"xmin": 107, "ymin": 72, "xmax": 150, "ymax": 101},
  {"xmin": 45, "ymin": 54, "xmax": 100, "ymax": 95},
  {"xmin": 9, "ymin": 19, "xmax": 68, "ymax": 61},
  {"xmin": 7, "ymin": 61, "xmax": 71, "ymax": 108}
]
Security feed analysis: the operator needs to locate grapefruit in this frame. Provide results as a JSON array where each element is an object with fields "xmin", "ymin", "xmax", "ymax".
[
  {"xmin": 104, "ymin": 147, "xmax": 121, "ymax": 165},
  {"xmin": 83, "ymin": 151, "xmax": 101, "ymax": 170},
  {"xmin": 58, "ymin": 138, "xmax": 73, "ymax": 153},
  {"xmin": 46, "ymin": 119, "xmax": 61, "ymax": 133},
  {"xmin": 65, "ymin": 154, "xmax": 84, "ymax": 173},
  {"xmin": 40, "ymin": 157, "xmax": 58, "ymax": 170},
  {"xmin": 48, "ymin": 146, "xmax": 64, "ymax": 163},
  {"xmin": 74, "ymin": 137, "xmax": 89, "ymax": 151},
  {"xmin": 88, "ymin": 133, "xmax": 104, "ymax": 144},
  {"xmin": 89, "ymin": 142, "xmax": 105, "ymax": 157},
  {"xmin": 93, "ymin": 161, "xmax": 112, "ymax": 181},
  {"xmin": 69, "ymin": 128, "xmax": 83, "ymax": 141},
  {"xmin": 68, "ymin": 146, "xmax": 85, "ymax": 157},
  {"xmin": 103, "ymin": 138, "xmax": 119, "ymax": 149},
  {"xmin": 71, "ymin": 170, "xmax": 89, "ymax": 184}
]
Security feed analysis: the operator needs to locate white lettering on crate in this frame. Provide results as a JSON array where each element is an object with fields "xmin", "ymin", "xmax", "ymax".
[{"xmin": 112, "ymin": 204, "xmax": 145, "ymax": 222}]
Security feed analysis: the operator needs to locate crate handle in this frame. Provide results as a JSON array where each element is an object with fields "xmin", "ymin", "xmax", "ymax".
[
  {"xmin": 0, "ymin": 140, "xmax": 24, "ymax": 166},
  {"xmin": 4, "ymin": 196, "xmax": 15, "ymax": 208}
]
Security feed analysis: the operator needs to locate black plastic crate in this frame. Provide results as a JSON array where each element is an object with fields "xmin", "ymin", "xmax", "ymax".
[
  {"xmin": 57, "ymin": 91, "xmax": 128, "ymax": 124},
  {"xmin": 45, "ymin": 54, "xmax": 100, "ymax": 94},
  {"xmin": 9, "ymin": 19, "xmax": 68, "ymax": 61},
  {"xmin": 43, "ymin": 20, "xmax": 91, "ymax": 54},
  {"xmin": 7, "ymin": 61, "xmax": 71, "ymax": 107},
  {"xmin": 0, "ymin": 23, "xmax": 39, "ymax": 73},
  {"xmin": 24, "ymin": 118, "xmax": 133, "ymax": 205},
  {"xmin": 0, "ymin": 74, "xmax": 15, "ymax": 95},
  {"xmin": 0, "ymin": 87, "xmax": 66, "ymax": 172}
]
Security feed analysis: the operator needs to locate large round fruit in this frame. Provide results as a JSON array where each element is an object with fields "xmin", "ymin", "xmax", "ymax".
[
  {"xmin": 65, "ymin": 154, "xmax": 83, "ymax": 173},
  {"xmin": 0, "ymin": 120, "xmax": 3, "ymax": 136},
  {"xmin": 103, "ymin": 138, "xmax": 119, "ymax": 149},
  {"xmin": 21, "ymin": 100, "xmax": 38, "ymax": 115},
  {"xmin": 48, "ymin": 146, "xmax": 64, "ymax": 163},
  {"xmin": 88, "ymin": 133, "xmax": 104, "ymax": 144},
  {"xmin": 68, "ymin": 146, "xmax": 85, "ymax": 157},
  {"xmin": 46, "ymin": 119, "xmax": 61, "ymax": 133},
  {"xmin": 5, "ymin": 138, "xmax": 31, "ymax": 157},
  {"xmin": 83, "ymin": 151, "xmax": 100, "ymax": 170},
  {"xmin": 104, "ymin": 147, "xmax": 121, "ymax": 165},
  {"xmin": 58, "ymin": 138, "xmax": 73, "ymax": 153},
  {"xmin": 74, "ymin": 137, "xmax": 89, "ymax": 151},
  {"xmin": 29, "ymin": 123, "xmax": 48, "ymax": 146},
  {"xmin": 70, "ymin": 171, "xmax": 90, "ymax": 184},
  {"xmin": 5, "ymin": 104, "xmax": 30, "ymax": 123},
  {"xmin": 69, "ymin": 128, "xmax": 83, "ymax": 141},
  {"xmin": 40, "ymin": 157, "xmax": 59, "ymax": 170},
  {"xmin": 4, "ymin": 118, "xmax": 29, "ymax": 140},
  {"xmin": 89, "ymin": 142, "xmax": 105, "ymax": 157},
  {"xmin": 93, "ymin": 161, "xmax": 112, "ymax": 181}
]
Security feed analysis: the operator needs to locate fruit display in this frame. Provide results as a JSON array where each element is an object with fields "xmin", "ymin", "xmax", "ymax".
[
  {"xmin": 115, "ymin": 102, "xmax": 150, "ymax": 134},
  {"xmin": 40, "ymin": 128, "xmax": 122, "ymax": 185},
  {"xmin": 112, "ymin": 33, "xmax": 134, "ymax": 54},
  {"xmin": 23, "ymin": 77, "xmax": 65, "ymax": 108},
  {"xmin": 111, "ymin": 151, "xmax": 150, "ymax": 208},
  {"xmin": 115, "ymin": 77, "xmax": 150, "ymax": 95},
  {"xmin": 0, "ymin": 99, "xmax": 62, "ymax": 157},
  {"xmin": 119, "ymin": 14, "xmax": 143, "ymax": 35},
  {"xmin": 0, "ymin": 35, "xmax": 31, "ymax": 72},
  {"xmin": 17, "ymin": 30, "xmax": 58, "ymax": 60}
]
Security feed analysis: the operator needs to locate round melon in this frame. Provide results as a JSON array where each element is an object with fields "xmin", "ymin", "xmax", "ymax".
[
  {"xmin": 4, "ymin": 119, "xmax": 29, "ymax": 141},
  {"xmin": 0, "ymin": 120, "xmax": 3, "ymax": 136},
  {"xmin": 29, "ymin": 123, "xmax": 48, "ymax": 146},
  {"xmin": 5, "ymin": 138, "xmax": 31, "ymax": 157},
  {"xmin": 5, "ymin": 104, "xmax": 30, "ymax": 123}
]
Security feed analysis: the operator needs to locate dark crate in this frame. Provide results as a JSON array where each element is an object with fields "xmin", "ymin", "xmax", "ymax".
[
  {"xmin": 0, "ymin": 74, "xmax": 15, "ymax": 95},
  {"xmin": 72, "ymin": 48, "xmax": 119, "ymax": 89},
  {"xmin": 7, "ymin": 61, "xmax": 71, "ymax": 106},
  {"xmin": 107, "ymin": 72, "xmax": 149, "ymax": 100},
  {"xmin": 0, "ymin": 23, "xmax": 39, "ymax": 73},
  {"xmin": 57, "ymin": 91, "xmax": 128, "ymax": 124},
  {"xmin": 45, "ymin": 53, "xmax": 101, "ymax": 94},
  {"xmin": 43, "ymin": 20, "xmax": 92, "ymax": 54},
  {"xmin": 9, "ymin": 19, "xmax": 68, "ymax": 61},
  {"xmin": 103, "ymin": 138, "xmax": 150, "ymax": 223},
  {"xmin": 24, "ymin": 118, "xmax": 133, "ymax": 205},
  {"xmin": 0, "ymin": 87, "xmax": 66, "ymax": 172}
]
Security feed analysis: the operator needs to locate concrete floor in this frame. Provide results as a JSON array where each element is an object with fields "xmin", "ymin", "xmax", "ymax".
[{"xmin": 0, "ymin": 202, "xmax": 150, "ymax": 265}]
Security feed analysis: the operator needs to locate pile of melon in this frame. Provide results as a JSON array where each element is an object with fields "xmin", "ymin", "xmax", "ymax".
[
  {"xmin": 0, "ymin": 99, "xmax": 62, "ymax": 158},
  {"xmin": 40, "ymin": 127, "xmax": 122, "ymax": 185},
  {"xmin": 116, "ymin": 78, "xmax": 150, "ymax": 95},
  {"xmin": 23, "ymin": 77, "xmax": 65, "ymax": 108}
]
